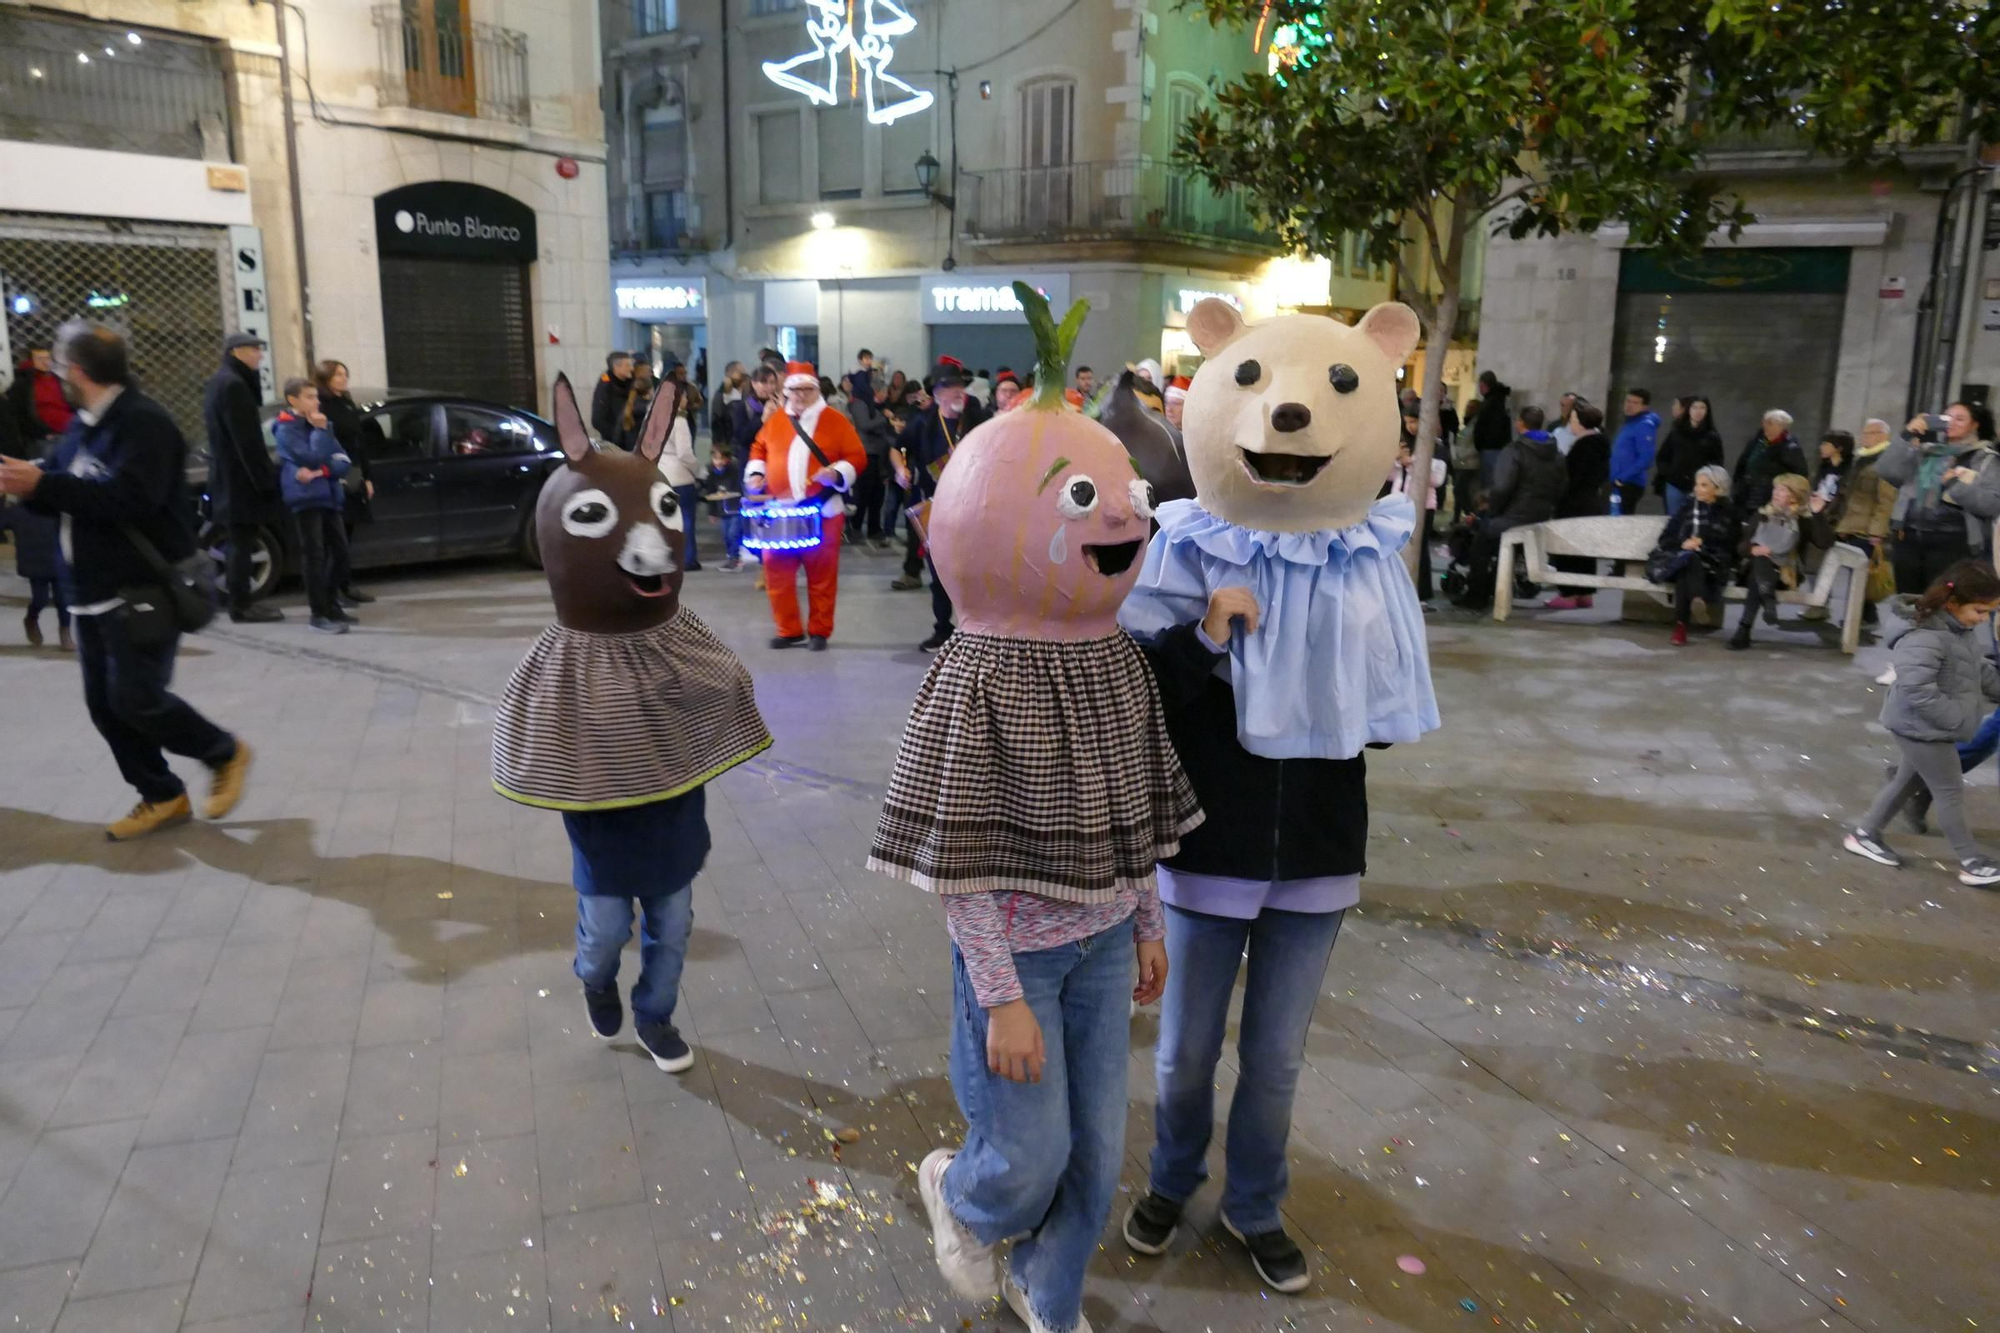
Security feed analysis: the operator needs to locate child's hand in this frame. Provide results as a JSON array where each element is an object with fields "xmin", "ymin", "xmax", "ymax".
[
  {"xmin": 1751, "ymin": 543, "xmax": 1771, "ymax": 557},
  {"xmin": 1133, "ymin": 939, "xmax": 1168, "ymax": 1006},
  {"xmin": 1202, "ymin": 587, "xmax": 1260, "ymax": 643},
  {"xmin": 294, "ymin": 467, "xmax": 316, "ymax": 483},
  {"xmin": 986, "ymin": 999, "xmax": 1045, "ymax": 1084}
]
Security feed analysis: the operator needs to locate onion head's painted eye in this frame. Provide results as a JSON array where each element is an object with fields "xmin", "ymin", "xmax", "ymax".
[
  {"xmin": 561, "ymin": 488, "xmax": 618, "ymax": 538},
  {"xmin": 649, "ymin": 481, "xmax": 684, "ymax": 532},
  {"xmin": 1234, "ymin": 359, "xmax": 1261, "ymax": 387},
  {"xmin": 1128, "ymin": 478, "xmax": 1156, "ymax": 521},
  {"xmin": 1328, "ymin": 364, "xmax": 1359, "ymax": 393},
  {"xmin": 1057, "ymin": 475, "xmax": 1099, "ymax": 520}
]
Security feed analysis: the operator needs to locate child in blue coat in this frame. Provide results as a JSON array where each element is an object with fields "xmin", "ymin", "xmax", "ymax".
[{"xmin": 273, "ymin": 377, "xmax": 351, "ymax": 634}]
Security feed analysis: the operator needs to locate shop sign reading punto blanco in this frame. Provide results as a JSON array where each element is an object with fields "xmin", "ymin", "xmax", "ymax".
[
  {"xmin": 920, "ymin": 273, "xmax": 1071, "ymax": 325},
  {"xmin": 374, "ymin": 182, "xmax": 538, "ymax": 262},
  {"xmin": 763, "ymin": 0, "xmax": 932, "ymax": 125},
  {"xmin": 615, "ymin": 277, "xmax": 707, "ymax": 323}
]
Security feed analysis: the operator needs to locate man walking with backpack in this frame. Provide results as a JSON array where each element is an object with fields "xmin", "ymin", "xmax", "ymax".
[{"xmin": 0, "ymin": 325, "xmax": 252, "ymax": 840}]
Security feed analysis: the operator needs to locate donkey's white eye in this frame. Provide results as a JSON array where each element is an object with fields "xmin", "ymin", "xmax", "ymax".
[
  {"xmin": 649, "ymin": 481, "xmax": 685, "ymax": 532},
  {"xmin": 562, "ymin": 488, "xmax": 618, "ymax": 537}
]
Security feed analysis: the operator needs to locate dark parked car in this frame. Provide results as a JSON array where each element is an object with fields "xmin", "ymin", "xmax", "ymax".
[{"xmin": 192, "ymin": 390, "xmax": 565, "ymax": 600}]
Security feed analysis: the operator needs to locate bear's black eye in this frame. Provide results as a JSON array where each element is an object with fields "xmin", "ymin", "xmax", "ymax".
[
  {"xmin": 1329, "ymin": 364, "xmax": 1359, "ymax": 393},
  {"xmin": 1234, "ymin": 359, "xmax": 1261, "ymax": 387}
]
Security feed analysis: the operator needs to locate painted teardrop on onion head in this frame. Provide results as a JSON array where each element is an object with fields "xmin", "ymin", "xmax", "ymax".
[{"xmin": 926, "ymin": 283, "xmax": 1155, "ymax": 641}]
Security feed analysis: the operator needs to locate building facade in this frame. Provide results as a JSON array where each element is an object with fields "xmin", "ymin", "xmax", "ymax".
[
  {"xmin": 1475, "ymin": 136, "xmax": 1999, "ymax": 468},
  {"xmin": 601, "ymin": 0, "xmax": 1353, "ymax": 389},
  {"xmin": 0, "ymin": 0, "xmax": 611, "ymax": 435}
]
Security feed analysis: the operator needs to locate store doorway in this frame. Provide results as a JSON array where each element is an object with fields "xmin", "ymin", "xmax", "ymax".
[{"xmin": 379, "ymin": 255, "xmax": 535, "ymax": 409}]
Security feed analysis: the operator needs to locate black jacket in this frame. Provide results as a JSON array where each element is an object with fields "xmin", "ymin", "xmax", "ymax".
[
  {"xmin": 590, "ymin": 372, "xmax": 633, "ymax": 443},
  {"xmin": 847, "ymin": 394, "xmax": 898, "ymax": 459},
  {"xmin": 1144, "ymin": 622, "xmax": 1370, "ymax": 880},
  {"xmin": 1654, "ymin": 421, "xmax": 1725, "ymax": 495},
  {"xmin": 1732, "ymin": 431, "xmax": 1810, "ymax": 517},
  {"xmin": 1657, "ymin": 497, "xmax": 1741, "ymax": 582},
  {"xmin": 1557, "ymin": 430, "xmax": 1610, "ymax": 518},
  {"xmin": 1471, "ymin": 385, "xmax": 1513, "ymax": 453},
  {"xmin": 201, "ymin": 355, "xmax": 279, "ymax": 525},
  {"xmin": 1487, "ymin": 433, "xmax": 1565, "ymax": 524},
  {"xmin": 27, "ymin": 387, "xmax": 196, "ymax": 606},
  {"xmin": 895, "ymin": 398, "xmax": 989, "ymax": 499},
  {"xmin": 730, "ymin": 395, "xmax": 770, "ymax": 458}
]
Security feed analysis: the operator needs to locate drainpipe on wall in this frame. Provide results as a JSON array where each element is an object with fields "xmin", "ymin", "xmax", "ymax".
[
  {"xmin": 267, "ymin": 0, "xmax": 314, "ymax": 370},
  {"xmin": 718, "ymin": 0, "xmax": 735, "ymax": 250}
]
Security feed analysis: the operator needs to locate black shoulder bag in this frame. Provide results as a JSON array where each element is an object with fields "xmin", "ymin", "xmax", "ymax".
[{"xmin": 115, "ymin": 524, "xmax": 218, "ymax": 646}]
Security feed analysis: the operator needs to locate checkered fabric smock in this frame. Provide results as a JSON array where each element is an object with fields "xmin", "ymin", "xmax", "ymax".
[
  {"xmin": 868, "ymin": 630, "xmax": 1202, "ymax": 902},
  {"xmin": 493, "ymin": 611, "xmax": 772, "ymax": 811}
]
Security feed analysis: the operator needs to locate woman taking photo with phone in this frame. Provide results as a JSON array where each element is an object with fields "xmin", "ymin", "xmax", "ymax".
[{"xmin": 1877, "ymin": 402, "xmax": 2000, "ymax": 594}]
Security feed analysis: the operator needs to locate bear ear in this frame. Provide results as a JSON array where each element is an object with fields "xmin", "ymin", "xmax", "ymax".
[
  {"xmin": 551, "ymin": 374, "xmax": 593, "ymax": 465},
  {"xmin": 1186, "ymin": 297, "xmax": 1246, "ymax": 358},
  {"xmin": 1357, "ymin": 302, "xmax": 1422, "ymax": 367}
]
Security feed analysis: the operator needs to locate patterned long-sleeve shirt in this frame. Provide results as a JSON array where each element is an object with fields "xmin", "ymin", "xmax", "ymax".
[{"xmin": 946, "ymin": 885, "xmax": 1164, "ymax": 1008}]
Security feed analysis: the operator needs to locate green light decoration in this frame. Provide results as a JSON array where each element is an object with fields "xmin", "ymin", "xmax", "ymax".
[{"xmin": 1267, "ymin": 13, "xmax": 1330, "ymax": 86}]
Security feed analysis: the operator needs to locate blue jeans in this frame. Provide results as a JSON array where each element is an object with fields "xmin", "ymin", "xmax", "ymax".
[
  {"xmin": 1665, "ymin": 484, "xmax": 1689, "ymax": 517},
  {"xmin": 1150, "ymin": 905, "xmax": 1346, "ymax": 1233},
  {"xmin": 718, "ymin": 506, "xmax": 744, "ymax": 560},
  {"xmin": 944, "ymin": 918, "xmax": 1134, "ymax": 1333},
  {"xmin": 674, "ymin": 484, "xmax": 701, "ymax": 567},
  {"xmin": 1960, "ymin": 705, "xmax": 2000, "ymax": 774},
  {"xmin": 574, "ymin": 889, "xmax": 693, "ymax": 1027}
]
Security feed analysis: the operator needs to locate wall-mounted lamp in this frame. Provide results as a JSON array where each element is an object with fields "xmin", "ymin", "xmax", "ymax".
[{"xmin": 810, "ymin": 210, "xmax": 836, "ymax": 230}]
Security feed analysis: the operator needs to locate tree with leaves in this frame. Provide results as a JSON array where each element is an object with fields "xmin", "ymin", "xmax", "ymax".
[{"xmin": 1179, "ymin": 0, "xmax": 1995, "ymax": 572}]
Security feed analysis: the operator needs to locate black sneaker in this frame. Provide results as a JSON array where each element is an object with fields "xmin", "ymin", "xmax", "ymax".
[
  {"xmin": 1958, "ymin": 857, "xmax": 2000, "ymax": 888},
  {"xmin": 330, "ymin": 608, "xmax": 359, "ymax": 625},
  {"xmin": 808, "ymin": 635, "xmax": 828, "ymax": 652},
  {"xmin": 770, "ymin": 634, "xmax": 807, "ymax": 650},
  {"xmin": 309, "ymin": 616, "xmax": 350, "ymax": 635},
  {"xmin": 920, "ymin": 628, "xmax": 951, "ymax": 653},
  {"xmin": 891, "ymin": 574, "xmax": 924, "ymax": 591},
  {"xmin": 1221, "ymin": 1215, "xmax": 1311, "ymax": 1294},
  {"xmin": 230, "ymin": 604, "xmax": 284, "ymax": 624},
  {"xmin": 583, "ymin": 985, "xmax": 621, "ymax": 1039},
  {"xmin": 636, "ymin": 1021, "xmax": 694, "ymax": 1073},
  {"xmin": 1843, "ymin": 829, "xmax": 1902, "ymax": 868},
  {"xmin": 1122, "ymin": 1192, "xmax": 1182, "ymax": 1256}
]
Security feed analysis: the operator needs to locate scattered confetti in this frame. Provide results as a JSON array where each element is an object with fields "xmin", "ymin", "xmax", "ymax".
[{"xmin": 1397, "ymin": 1255, "xmax": 1426, "ymax": 1275}]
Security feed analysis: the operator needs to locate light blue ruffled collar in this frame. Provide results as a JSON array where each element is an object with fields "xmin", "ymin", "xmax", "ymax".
[{"xmin": 1152, "ymin": 493, "xmax": 1417, "ymax": 567}]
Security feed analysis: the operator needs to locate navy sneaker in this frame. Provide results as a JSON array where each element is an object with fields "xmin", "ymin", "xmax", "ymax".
[
  {"xmin": 1221, "ymin": 1214, "xmax": 1311, "ymax": 1294},
  {"xmin": 637, "ymin": 1021, "xmax": 694, "ymax": 1073},
  {"xmin": 582, "ymin": 985, "xmax": 621, "ymax": 1039},
  {"xmin": 1122, "ymin": 1192, "xmax": 1182, "ymax": 1255}
]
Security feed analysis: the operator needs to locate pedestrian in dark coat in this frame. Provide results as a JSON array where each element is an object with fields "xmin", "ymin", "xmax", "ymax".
[
  {"xmin": 1469, "ymin": 370, "xmax": 1513, "ymax": 493},
  {"xmin": 1, "ymin": 462, "xmax": 68, "ymax": 647},
  {"xmin": 890, "ymin": 364, "xmax": 988, "ymax": 651},
  {"xmin": 1731, "ymin": 409, "xmax": 1811, "ymax": 520},
  {"xmin": 591, "ymin": 352, "xmax": 635, "ymax": 443},
  {"xmin": 201, "ymin": 333, "xmax": 283, "ymax": 621},
  {"xmin": 1545, "ymin": 402, "xmax": 1611, "ymax": 608},
  {"xmin": 1653, "ymin": 396, "xmax": 1724, "ymax": 514},
  {"xmin": 1656, "ymin": 465, "xmax": 1741, "ymax": 646},
  {"xmin": 315, "ymin": 359, "xmax": 374, "ymax": 606}
]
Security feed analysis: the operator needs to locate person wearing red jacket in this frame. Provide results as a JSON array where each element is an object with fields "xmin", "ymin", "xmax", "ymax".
[
  {"xmin": 8, "ymin": 348, "xmax": 74, "ymax": 442},
  {"xmin": 746, "ymin": 361, "xmax": 865, "ymax": 649}
]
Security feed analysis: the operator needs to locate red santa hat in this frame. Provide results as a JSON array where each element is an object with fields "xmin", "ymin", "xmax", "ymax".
[
  {"xmin": 1164, "ymin": 375, "xmax": 1191, "ymax": 405},
  {"xmin": 783, "ymin": 360, "xmax": 818, "ymax": 390}
]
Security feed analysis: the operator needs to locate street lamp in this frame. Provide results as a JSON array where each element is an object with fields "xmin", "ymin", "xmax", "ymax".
[{"xmin": 914, "ymin": 149, "xmax": 957, "ymax": 270}]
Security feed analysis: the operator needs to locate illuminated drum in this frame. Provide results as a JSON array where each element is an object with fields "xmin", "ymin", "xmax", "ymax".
[{"xmin": 742, "ymin": 503, "xmax": 824, "ymax": 552}]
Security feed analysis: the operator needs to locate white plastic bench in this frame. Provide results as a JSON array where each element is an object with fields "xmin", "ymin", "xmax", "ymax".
[{"xmin": 1493, "ymin": 515, "xmax": 1871, "ymax": 653}]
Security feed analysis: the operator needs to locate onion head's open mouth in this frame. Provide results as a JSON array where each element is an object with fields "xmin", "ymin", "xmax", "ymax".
[
  {"xmin": 1083, "ymin": 541, "xmax": 1143, "ymax": 577},
  {"xmin": 1238, "ymin": 448, "xmax": 1330, "ymax": 487},
  {"xmin": 625, "ymin": 572, "xmax": 672, "ymax": 597}
]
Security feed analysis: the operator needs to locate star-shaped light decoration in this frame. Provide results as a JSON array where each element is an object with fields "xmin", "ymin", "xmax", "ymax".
[{"xmin": 762, "ymin": 0, "xmax": 934, "ymax": 126}]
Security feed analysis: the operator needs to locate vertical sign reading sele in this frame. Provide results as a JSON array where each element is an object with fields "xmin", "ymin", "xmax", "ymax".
[{"xmin": 228, "ymin": 224, "xmax": 275, "ymax": 402}]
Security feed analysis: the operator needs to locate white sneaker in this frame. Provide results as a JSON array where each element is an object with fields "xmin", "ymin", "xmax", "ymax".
[
  {"xmin": 917, "ymin": 1149, "xmax": 998, "ymax": 1299},
  {"xmin": 1003, "ymin": 1271, "xmax": 1092, "ymax": 1333},
  {"xmin": 1875, "ymin": 665, "xmax": 1898, "ymax": 685}
]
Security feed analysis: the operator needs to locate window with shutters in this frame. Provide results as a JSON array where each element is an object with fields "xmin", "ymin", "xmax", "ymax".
[
  {"xmin": 818, "ymin": 103, "xmax": 865, "ymax": 199},
  {"xmin": 1018, "ymin": 77, "xmax": 1075, "ymax": 230},
  {"xmin": 641, "ymin": 103, "xmax": 686, "ymax": 188},
  {"xmin": 645, "ymin": 190, "xmax": 687, "ymax": 248},
  {"xmin": 1164, "ymin": 80, "xmax": 1204, "ymax": 231},
  {"xmin": 756, "ymin": 109, "xmax": 804, "ymax": 204}
]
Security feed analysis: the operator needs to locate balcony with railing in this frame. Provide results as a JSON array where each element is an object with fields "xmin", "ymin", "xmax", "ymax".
[
  {"xmin": 958, "ymin": 161, "xmax": 1280, "ymax": 254},
  {"xmin": 373, "ymin": 5, "xmax": 528, "ymax": 125},
  {"xmin": 0, "ymin": 14, "xmax": 230, "ymax": 160}
]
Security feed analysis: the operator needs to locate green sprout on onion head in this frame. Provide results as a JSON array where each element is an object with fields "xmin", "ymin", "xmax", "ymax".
[{"xmin": 1013, "ymin": 280, "xmax": 1090, "ymax": 412}]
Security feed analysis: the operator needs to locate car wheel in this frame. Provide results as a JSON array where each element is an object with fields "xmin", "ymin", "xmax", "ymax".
[{"xmin": 246, "ymin": 527, "xmax": 282, "ymax": 601}]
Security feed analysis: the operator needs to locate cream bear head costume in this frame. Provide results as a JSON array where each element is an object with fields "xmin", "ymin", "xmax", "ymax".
[{"xmin": 1180, "ymin": 298, "xmax": 1422, "ymax": 532}]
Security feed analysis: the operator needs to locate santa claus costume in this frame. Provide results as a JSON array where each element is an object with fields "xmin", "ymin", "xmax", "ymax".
[{"xmin": 746, "ymin": 361, "xmax": 867, "ymax": 649}]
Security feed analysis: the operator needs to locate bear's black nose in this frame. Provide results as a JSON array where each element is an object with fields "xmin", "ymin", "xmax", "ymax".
[{"xmin": 1271, "ymin": 402, "xmax": 1312, "ymax": 433}]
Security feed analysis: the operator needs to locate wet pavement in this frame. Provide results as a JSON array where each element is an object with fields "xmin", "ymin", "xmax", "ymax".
[{"xmin": 0, "ymin": 534, "xmax": 1994, "ymax": 1333}]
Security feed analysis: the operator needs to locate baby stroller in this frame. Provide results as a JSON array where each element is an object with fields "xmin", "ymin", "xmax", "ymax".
[{"xmin": 1438, "ymin": 516, "xmax": 1539, "ymax": 605}]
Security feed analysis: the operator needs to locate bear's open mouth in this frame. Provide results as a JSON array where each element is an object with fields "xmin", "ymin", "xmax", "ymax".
[
  {"xmin": 1239, "ymin": 449, "xmax": 1330, "ymax": 487},
  {"xmin": 625, "ymin": 572, "xmax": 672, "ymax": 598},
  {"xmin": 1083, "ymin": 541, "xmax": 1143, "ymax": 576}
]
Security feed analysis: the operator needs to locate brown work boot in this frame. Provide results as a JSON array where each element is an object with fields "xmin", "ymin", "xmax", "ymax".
[
  {"xmin": 22, "ymin": 614, "xmax": 42, "ymax": 647},
  {"xmin": 107, "ymin": 794, "xmax": 193, "ymax": 842},
  {"xmin": 204, "ymin": 740, "xmax": 253, "ymax": 820}
]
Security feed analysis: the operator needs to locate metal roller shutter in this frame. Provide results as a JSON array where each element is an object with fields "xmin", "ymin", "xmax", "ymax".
[{"xmin": 379, "ymin": 255, "xmax": 535, "ymax": 409}]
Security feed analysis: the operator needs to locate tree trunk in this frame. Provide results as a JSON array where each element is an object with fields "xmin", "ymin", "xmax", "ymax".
[{"xmin": 1403, "ymin": 206, "xmax": 1468, "ymax": 582}]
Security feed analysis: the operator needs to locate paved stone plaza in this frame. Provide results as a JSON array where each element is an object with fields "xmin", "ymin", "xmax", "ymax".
[{"xmin": 0, "ymin": 536, "xmax": 1994, "ymax": 1333}]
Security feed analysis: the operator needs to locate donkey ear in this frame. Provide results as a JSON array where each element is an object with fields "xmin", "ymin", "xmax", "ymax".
[
  {"xmin": 552, "ymin": 374, "xmax": 592, "ymax": 465},
  {"xmin": 634, "ymin": 382, "xmax": 680, "ymax": 465}
]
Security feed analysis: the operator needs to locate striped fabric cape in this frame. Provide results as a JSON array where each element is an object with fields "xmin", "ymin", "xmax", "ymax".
[{"xmin": 493, "ymin": 611, "xmax": 771, "ymax": 812}]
